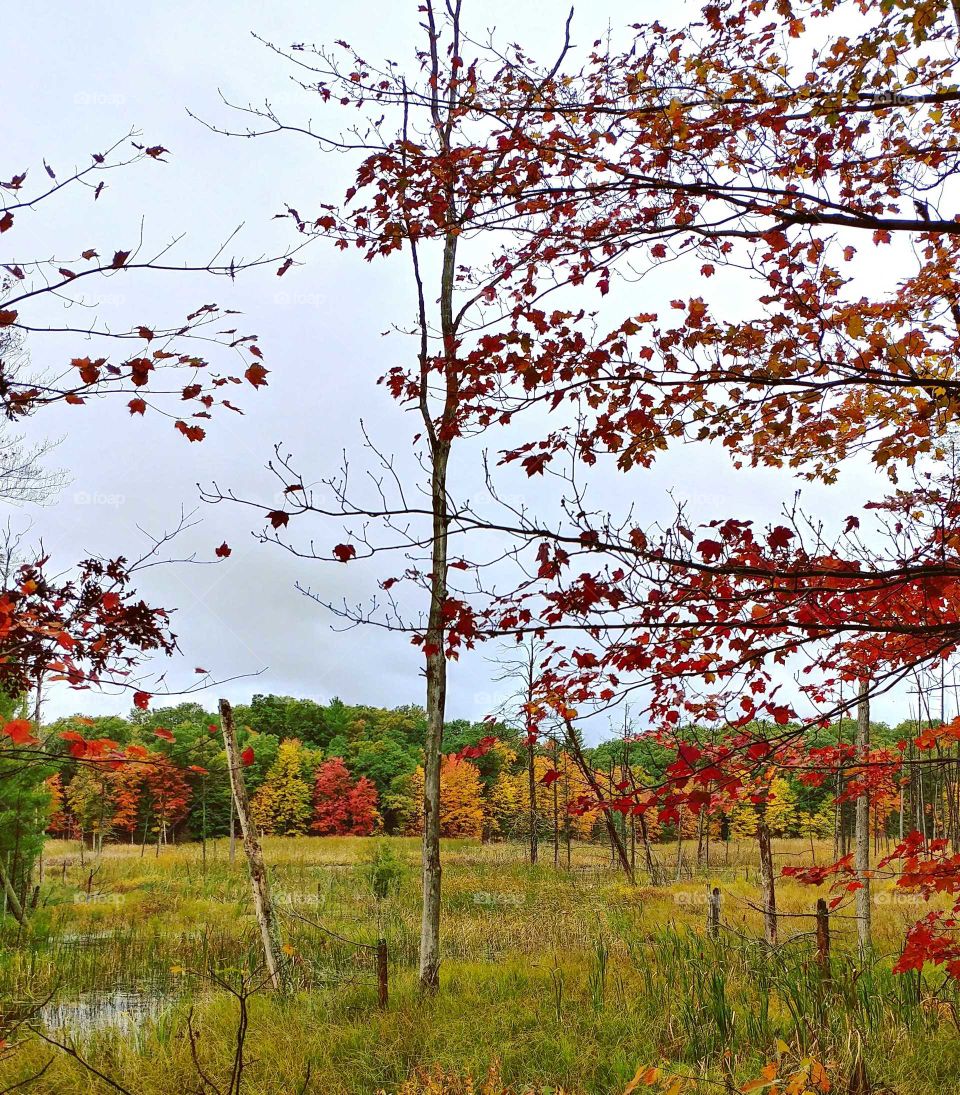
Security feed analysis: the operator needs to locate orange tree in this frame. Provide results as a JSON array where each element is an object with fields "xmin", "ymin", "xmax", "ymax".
[
  {"xmin": 468, "ymin": 0, "xmax": 960, "ymax": 975},
  {"xmin": 202, "ymin": 0, "xmax": 960, "ymax": 978}
]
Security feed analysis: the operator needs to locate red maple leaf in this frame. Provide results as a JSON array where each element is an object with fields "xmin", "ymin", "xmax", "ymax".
[{"xmin": 2, "ymin": 719, "xmax": 37, "ymax": 746}]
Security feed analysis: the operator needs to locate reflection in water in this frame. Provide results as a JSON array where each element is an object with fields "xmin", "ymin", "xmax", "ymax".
[{"xmin": 40, "ymin": 989, "xmax": 172, "ymax": 1036}]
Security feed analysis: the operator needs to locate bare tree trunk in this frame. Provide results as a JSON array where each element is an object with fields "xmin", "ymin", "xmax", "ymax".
[
  {"xmin": 757, "ymin": 805, "xmax": 777, "ymax": 947},
  {"xmin": 526, "ymin": 642, "xmax": 539, "ymax": 865},
  {"xmin": 527, "ymin": 735, "xmax": 538, "ymax": 866},
  {"xmin": 855, "ymin": 679, "xmax": 872, "ymax": 955},
  {"xmin": 220, "ymin": 698, "xmax": 284, "ymax": 990},
  {"xmin": 417, "ymin": 278, "xmax": 454, "ymax": 996},
  {"xmin": 815, "ymin": 897, "xmax": 831, "ymax": 978},
  {"xmin": 563, "ymin": 720, "xmax": 634, "ymax": 882},
  {"xmin": 0, "ymin": 856, "xmax": 25, "ymax": 926},
  {"xmin": 696, "ymin": 808, "xmax": 707, "ymax": 867},
  {"xmin": 229, "ymin": 790, "xmax": 237, "ymax": 864},
  {"xmin": 553, "ymin": 739, "xmax": 561, "ymax": 868},
  {"xmin": 675, "ymin": 808, "xmax": 685, "ymax": 881},
  {"xmin": 638, "ymin": 813, "xmax": 658, "ymax": 883}
]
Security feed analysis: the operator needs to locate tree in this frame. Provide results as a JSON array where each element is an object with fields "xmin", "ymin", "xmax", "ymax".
[
  {"xmin": 45, "ymin": 773, "xmax": 69, "ymax": 837},
  {"xmin": 110, "ymin": 761, "xmax": 145, "ymax": 840},
  {"xmin": 201, "ymin": 0, "xmax": 587, "ymax": 992},
  {"xmin": 0, "ymin": 729, "xmax": 50, "ymax": 912},
  {"xmin": 491, "ymin": 637, "xmax": 549, "ymax": 863},
  {"xmin": 0, "ymin": 118, "xmax": 290, "ymax": 814},
  {"xmin": 407, "ymin": 755, "xmax": 486, "ymax": 840},
  {"xmin": 250, "ymin": 739, "xmax": 313, "ymax": 836},
  {"xmin": 65, "ymin": 764, "xmax": 116, "ymax": 848},
  {"xmin": 311, "ymin": 756, "xmax": 380, "ymax": 836},
  {"xmin": 190, "ymin": 0, "xmax": 960, "ymax": 980},
  {"xmin": 143, "ymin": 755, "xmax": 192, "ymax": 845}
]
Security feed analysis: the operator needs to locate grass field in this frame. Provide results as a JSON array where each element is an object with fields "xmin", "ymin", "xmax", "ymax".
[{"xmin": 1, "ymin": 835, "xmax": 958, "ymax": 1093}]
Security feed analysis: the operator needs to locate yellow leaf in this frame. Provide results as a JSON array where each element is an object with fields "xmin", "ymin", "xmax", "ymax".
[
  {"xmin": 624, "ymin": 1065, "xmax": 661, "ymax": 1094},
  {"xmin": 845, "ymin": 313, "xmax": 865, "ymax": 339},
  {"xmin": 623, "ymin": 1065, "xmax": 654, "ymax": 1094}
]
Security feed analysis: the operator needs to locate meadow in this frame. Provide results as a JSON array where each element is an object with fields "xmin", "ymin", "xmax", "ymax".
[{"xmin": 0, "ymin": 835, "xmax": 957, "ymax": 1094}]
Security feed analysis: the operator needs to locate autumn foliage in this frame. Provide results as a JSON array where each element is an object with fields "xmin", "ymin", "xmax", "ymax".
[{"xmin": 311, "ymin": 757, "xmax": 379, "ymax": 837}]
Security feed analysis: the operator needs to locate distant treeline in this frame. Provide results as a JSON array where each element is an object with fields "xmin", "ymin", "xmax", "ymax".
[{"xmin": 24, "ymin": 694, "xmax": 925, "ymax": 855}]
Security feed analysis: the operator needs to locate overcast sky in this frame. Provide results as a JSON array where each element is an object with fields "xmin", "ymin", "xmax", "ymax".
[{"xmin": 5, "ymin": 1, "xmax": 927, "ymax": 738}]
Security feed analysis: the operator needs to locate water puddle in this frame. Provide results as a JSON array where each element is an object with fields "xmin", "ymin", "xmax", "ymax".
[{"xmin": 39, "ymin": 988, "xmax": 173, "ymax": 1036}]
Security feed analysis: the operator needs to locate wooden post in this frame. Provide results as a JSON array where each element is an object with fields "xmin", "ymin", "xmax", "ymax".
[
  {"xmin": 815, "ymin": 897, "xmax": 831, "ymax": 978},
  {"xmin": 707, "ymin": 887, "xmax": 721, "ymax": 940},
  {"xmin": 229, "ymin": 790, "xmax": 237, "ymax": 864},
  {"xmin": 219, "ymin": 698, "xmax": 284, "ymax": 990},
  {"xmin": 855, "ymin": 679, "xmax": 872, "ymax": 955},
  {"xmin": 376, "ymin": 938, "xmax": 389, "ymax": 1008}
]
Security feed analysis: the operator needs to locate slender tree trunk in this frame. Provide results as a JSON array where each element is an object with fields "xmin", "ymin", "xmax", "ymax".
[
  {"xmin": 675, "ymin": 809, "xmax": 685, "ymax": 881},
  {"xmin": 563, "ymin": 720, "xmax": 634, "ymax": 882},
  {"xmin": 526, "ymin": 643, "xmax": 538, "ymax": 866},
  {"xmin": 552, "ymin": 741, "xmax": 561, "ymax": 868},
  {"xmin": 696, "ymin": 808, "xmax": 707, "ymax": 867},
  {"xmin": 417, "ymin": 293, "xmax": 454, "ymax": 994},
  {"xmin": 638, "ymin": 813, "xmax": 657, "ymax": 883},
  {"xmin": 229, "ymin": 791, "xmax": 237, "ymax": 864},
  {"xmin": 757, "ymin": 805, "xmax": 777, "ymax": 947},
  {"xmin": 855, "ymin": 679, "xmax": 872, "ymax": 955},
  {"xmin": 527, "ymin": 736, "xmax": 538, "ymax": 866},
  {"xmin": 0, "ymin": 856, "xmax": 25, "ymax": 926},
  {"xmin": 220, "ymin": 698, "xmax": 285, "ymax": 990}
]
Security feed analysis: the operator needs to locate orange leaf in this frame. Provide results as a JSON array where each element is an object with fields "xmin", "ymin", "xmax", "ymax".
[{"xmin": 2, "ymin": 719, "xmax": 37, "ymax": 746}]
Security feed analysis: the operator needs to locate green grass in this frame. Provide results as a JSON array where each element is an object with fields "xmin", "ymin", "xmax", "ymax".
[{"xmin": 0, "ymin": 836, "xmax": 957, "ymax": 1093}]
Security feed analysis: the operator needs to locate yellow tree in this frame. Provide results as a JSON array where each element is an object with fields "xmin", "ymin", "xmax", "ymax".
[
  {"xmin": 406, "ymin": 755, "xmax": 486, "ymax": 839},
  {"xmin": 250, "ymin": 739, "xmax": 313, "ymax": 836},
  {"xmin": 484, "ymin": 759, "xmax": 524, "ymax": 840}
]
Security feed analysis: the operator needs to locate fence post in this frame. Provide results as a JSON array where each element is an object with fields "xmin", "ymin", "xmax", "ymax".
[
  {"xmin": 815, "ymin": 897, "xmax": 831, "ymax": 978},
  {"xmin": 376, "ymin": 938, "xmax": 389, "ymax": 1008},
  {"xmin": 707, "ymin": 887, "xmax": 721, "ymax": 940}
]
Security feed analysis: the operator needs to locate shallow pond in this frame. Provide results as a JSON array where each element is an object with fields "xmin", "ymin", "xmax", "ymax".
[{"xmin": 39, "ymin": 988, "xmax": 173, "ymax": 1036}]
